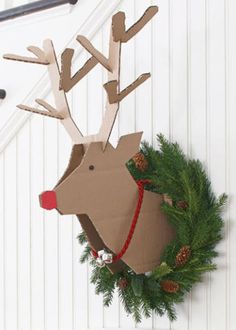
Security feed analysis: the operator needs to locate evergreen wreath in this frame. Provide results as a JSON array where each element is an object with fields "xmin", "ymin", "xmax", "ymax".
[{"xmin": 77, "ymin": 135, "xmax": 226, "ymax": 323}]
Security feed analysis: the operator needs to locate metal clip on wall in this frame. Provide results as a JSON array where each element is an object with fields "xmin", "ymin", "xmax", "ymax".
[{"xmin": 0, "ymin": 0, "xmax": 78, "ymax": 22}]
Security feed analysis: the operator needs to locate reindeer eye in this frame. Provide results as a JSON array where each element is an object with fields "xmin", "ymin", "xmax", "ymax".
[{"xmin": 89, "ymin": 165, "xmax": 95, "ymax": 171}]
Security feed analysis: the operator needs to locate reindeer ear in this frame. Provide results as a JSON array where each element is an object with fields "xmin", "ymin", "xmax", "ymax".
[{"xmin": 116, "ymin": 132, "xmax": 143, "ymax": 162}]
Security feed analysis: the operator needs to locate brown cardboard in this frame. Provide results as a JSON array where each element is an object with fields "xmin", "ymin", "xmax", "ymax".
[
  {"xmin": 60, "ymin": 6, "xmax": 158, "ymax": 139},
  {"xmin": 17, "ymin": 103, "xmax": 63, "ymax": 119},
  {"xmin": 3, "ymin": 6, "xmax": 158, "ymax": 147},
  {"xmin": 74, "ymin": 8, "xmax": 156, "ymax": 147},
  {"xmin": 55, "ymin": 143, "xmax": 126, "ymax": 273},
  {"xmin": 56, "ymin": 144, "xmax": 85, "ymax": 187},
  {"xmin": 96, "ymin": 25, "xmax": 121, "ymax": 149},
  {"xmin": 60, "ymin": 48, "xmax": 98, "ymax": 92},
  {"xmin": 49, "ymin": 133, "xmax": 175, "ymax": 274},
  {"xmin": 4, "ymin": 40, "xmax": 84, "ymax": 144},
  {"xmin": 4, "ymin": 6, "xmax": 170, "ymax": 274},
  {"xmin": 3, "ymin": 45, "xmax": 49, "ymax": 65},
  {"xmin": 77, "ymin": 36, "xmax": 112, "ymax": 72},
  {"xmin": 17, "ymin": 99, "xmax": 64, "ymax": 119},
  {"xmin": 78, "ymin": 214, "xmax": 126, "ymax": 273},
  {"xmin": 103, "ymin": 73, "xmax": 151, "ymax": 104},
  {"xmin": 112, "ymin": 6, "xmax": 159, "ymax": 43}
]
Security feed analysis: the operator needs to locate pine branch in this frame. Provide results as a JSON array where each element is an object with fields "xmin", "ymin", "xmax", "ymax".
[
  {"xmin": 80, "ymin": 244, "xmax": 91, "ymax": 263},
  {"xmin": 77, "ymin": 231, "xmax": 87, "ymax": 245}
]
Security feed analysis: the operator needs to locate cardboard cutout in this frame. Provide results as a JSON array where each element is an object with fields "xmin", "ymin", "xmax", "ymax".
[{"xmin": 4, "ymin": 6, "xmax": 175, "ymax": 274}]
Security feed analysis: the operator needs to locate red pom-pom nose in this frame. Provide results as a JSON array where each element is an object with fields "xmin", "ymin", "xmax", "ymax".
[{"xmin": 40, "ymin": 191, "xmax": 57, "ymax": 210}]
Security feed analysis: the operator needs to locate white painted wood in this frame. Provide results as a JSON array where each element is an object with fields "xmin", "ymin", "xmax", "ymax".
[
  {"xmin": 188, "ymin": 1, "xmax": 209, "ymax": 330},
  {"xmin": 227, "ymin": 3, "xmax": 236, "ymax": 330},
  {"xmin": 43, "ymin": 111, "xmax": 59, "ymax": 330},
  {"xmin": 13, "ymin": 0, "xmax": 27, "ymax": 7},
  {"xmin": 0, "ymin": 0, "xmax": 235, "ymax": 329},
  {"xmin": 57, "ymin": 120, "xmax": 74, "ymax": 330},
  {"xmin": 4, "ymin": 139, "xmax": 17, "ymax": 330},
  {"xmin": 168, "ymin": 1, "xmax": 190, "ymax": 329},
  {"xmin": 17, "ymin": 122, "xmax": 31, "ymax": 330},
  {"xmin": 30, "ymin": 115, "xmax": 45, "ymax": 330},
  {"xmin": 187, "ymin": 1, "xmax": 208, "ymax": 330},
  {"xmin": 207, "ymin": 1, "xmax": 227, "ymax": 330},
  {"xmin": 0, "ymin": 153, "xmax": 5, "ymax": 330},
  {"xmin": 4, "ymin": 0, "xmax": 14, "ymax": 10}
]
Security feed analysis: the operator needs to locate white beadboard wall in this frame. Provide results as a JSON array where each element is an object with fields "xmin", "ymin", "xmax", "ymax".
[{"xmin": 0, "ymin": 0, "xmax": 236, "ymax": 329}]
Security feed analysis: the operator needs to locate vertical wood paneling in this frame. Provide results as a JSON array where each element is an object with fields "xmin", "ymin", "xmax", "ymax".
[
  {"xmin": 0, "ymin": 0, "xmax": 235, "ymax": 329},
  {"xmin": 17, "ymin": 122, "xmax": 31, "ymax": 330},
  {"xmin": 188, "ymin": 1, "xmax": 208, "ymax": 330},
  {"xmin": 0, "ymin": 153, "xmax": 5, "ymax": 330},
  {"xmin": 44, "ymin": 114, "xmax": 59, "ymax": 330},
  {"xmin": 30, "ymin": 115, "xmax": 45, "ymax": 330},
  {"xmin": 169, "ymin": 0, "xmax": 188, "ymax": 150},
  {"xmin": 4, "ymin": 139, "xmax": 17, "ymax": 330},
  {"xmin": 168, "ymin": 1, "xmax": 189, "ymax": 328},
  {"xmin": 227, "ymin": 2, "xmax": 236, "ymax": 330},
  {"xmin": 152, "ymin": 0, "xmax": 170, "ymax": 148},
  {"xmin": 207, "ymin": 1, "xmax": 227, "ymax": 330}
]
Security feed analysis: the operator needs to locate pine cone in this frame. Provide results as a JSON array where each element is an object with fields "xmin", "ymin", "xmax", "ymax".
[
  {"xmin": 132, "ymin": 152, "xmax": 148, "ymax": 172},
  {"xmin": 175, "ymin": 245, "xmax": 191, "ymax": 267},
  {"xmin": 161, "ymin": 280, "xmax": 180, "ymax": 293},
  {"xmin": 176, "ymin": 200, "xmax": 188, "ymax": 210},
  {"xmin": 118, "ymin": 278, "xmax": 129, "ymax": 290}
]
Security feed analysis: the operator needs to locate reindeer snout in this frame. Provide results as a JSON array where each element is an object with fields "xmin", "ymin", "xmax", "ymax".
[{"xmin": 40, "ymin": 191, "xmax": 57, "ymax": 210}]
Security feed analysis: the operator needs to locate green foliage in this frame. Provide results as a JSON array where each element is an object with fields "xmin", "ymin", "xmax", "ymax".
[
  {"xmin": 77, "ymin": 135, "xmax": 226, "ymax": 323},
  {"xmin": 152, "ymin": 262, "xmax": 173, "ymax": 279},
  {"xmin": 80, "ymin": 244, "xmax": 91, "ymax": 263},
  {"xmin": 131, "ymin": 275, "xmax": 145, "ymax": 297},
  {"xmin": 77, "ymin": 231, "xmax": 87, "ymax": 245}
]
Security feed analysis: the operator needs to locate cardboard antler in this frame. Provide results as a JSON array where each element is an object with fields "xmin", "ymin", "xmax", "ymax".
[
  {"xmin": 4, "ymin": 45, "xmax": 49, "ymax": 65},
  {"xmin": 98, "ymin": 7, "xmax": 158, "ymax": 148},
  {"xmin": 60, "ymin": 48, "xmax": 98, "ymax": 93},
  {"xmin": 103, "ymin": 74, "xmax": 151, "ymax": 104},
  {"xmin": 4, "ymin": 6, "xmax": 158, "ymax": 148},
  {"xmin": 71, "ymin": 6, "xmax": 158, "ymax": 148},
  {"xmin": 3, "ymin": 40, "xmax": 84, "ymax": 144},
  {"xmin": 112, "ymin": 6, "xmax": 158, "ymax": 43}
]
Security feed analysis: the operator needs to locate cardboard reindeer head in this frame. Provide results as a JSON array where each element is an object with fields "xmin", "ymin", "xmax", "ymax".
[{"xmin": 4, "ymin": 6, "xmax": 175, "ymax": 274}]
